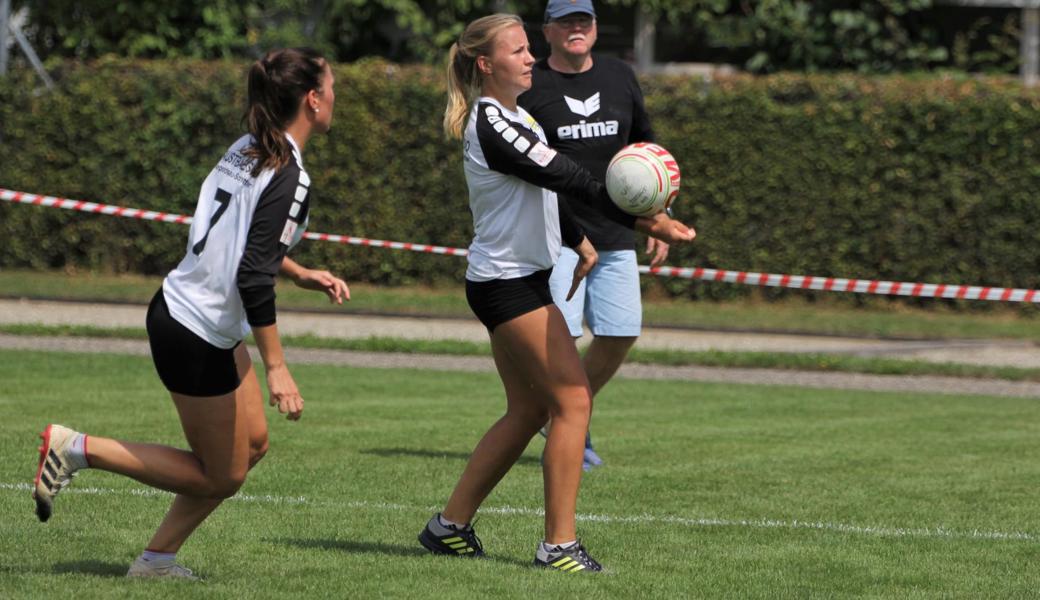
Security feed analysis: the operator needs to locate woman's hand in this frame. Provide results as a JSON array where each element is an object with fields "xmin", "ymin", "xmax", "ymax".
[
  {"xmin": 293, "ymin": 268, "xmax": 351, "ymax": 304},
  {"xmin": 266, "ymin": 362, "xmax": 303, "ymax": 421},
  {"xmin": 636, "ymin": 213, "xmax": 696, "ymax": 245},
  {"xmin": 566, "ymin": 236, "xmax": 598, "ymax": 301}
]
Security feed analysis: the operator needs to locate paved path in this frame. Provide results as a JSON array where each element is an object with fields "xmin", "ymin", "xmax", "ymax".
[
  {"xmin": 2, "ymin": 298, "xmax": 1038, "ymax": 367},
  {"xmin": 3, "ymin": 334, "xmax": 1040, "ymax": 397},
  {"xmin": 1, "ymin": 299, "xmax": 1038, "ymax": 398}
]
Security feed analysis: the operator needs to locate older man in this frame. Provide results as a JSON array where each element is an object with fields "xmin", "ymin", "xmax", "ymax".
[{"xmin": 519, "ymin": 0, "xmax": 668, "ymax": 471}]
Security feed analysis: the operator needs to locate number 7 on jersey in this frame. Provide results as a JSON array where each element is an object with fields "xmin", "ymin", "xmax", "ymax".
[{"xmin": 192, "ymin": 188, "xmax": 232, "ymax": 255}]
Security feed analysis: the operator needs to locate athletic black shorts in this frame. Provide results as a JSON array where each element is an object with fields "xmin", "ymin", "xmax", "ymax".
[
  {"xmin": 466, "ymin": 268, "xmax": 554, "ymax": 333},
  {"xmin": 146, "ymin": 288, "xmax": 242, "ymax": 397}
]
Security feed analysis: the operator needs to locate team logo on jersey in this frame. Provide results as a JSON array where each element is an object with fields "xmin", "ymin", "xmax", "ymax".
[
  {"xmin": 558, "ymin": 92, "xmax": 619, "ymax": 140},
  {"xmin": 279, "ymin": 220, "xmax": 299, "ymax": 246},
  {"xmin": 523, "ymin": 114, "xmax": 543, "ymax": 134},
  {"xmin": 557, "ymin": 119, "xmax": 620, "ymax": 140},
  {"xmin": 564, "ymin": 93, "xmax": 600, "ymax": 117}
]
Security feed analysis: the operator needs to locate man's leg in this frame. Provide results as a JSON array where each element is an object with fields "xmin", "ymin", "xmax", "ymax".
[{"xmin": 580, "ymin": 250, "xmax": 643, "ymax": 464}]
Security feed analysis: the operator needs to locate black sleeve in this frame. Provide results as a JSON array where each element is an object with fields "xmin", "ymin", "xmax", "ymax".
[
  {"xmin": 475, "ymin": 102, "xmax": 636, "ymax": 229},
  {"xmin": 237, "ymin": 163, "xmax": 309, "ymax": 327},
  {"xmin": 627, "ymin": 66, "xmax": 655, "ymax": 144},
  {"xmin": 557, "ymin": 195, "xmax": 586, "ymax": 248}
]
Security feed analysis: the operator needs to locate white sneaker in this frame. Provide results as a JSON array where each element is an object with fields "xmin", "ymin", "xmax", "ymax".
[
  {"xmin": 32, "ymin": 424, "xmax": 83, "ymax": 522},
  {"xmin": 127, "ymin": 556, "xmax": 201, "ymax": 581}
]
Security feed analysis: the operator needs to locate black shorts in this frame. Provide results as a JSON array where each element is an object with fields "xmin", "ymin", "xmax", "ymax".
[
  {"xmin": 146, "ymin": 289, "xmax": 242, "ymax": 397},
  {"xmin": 466, "ymin": 269, "xmax": 555, "ymax": 333}
]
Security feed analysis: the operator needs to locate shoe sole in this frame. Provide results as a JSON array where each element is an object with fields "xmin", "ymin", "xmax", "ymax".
[
  {"xmin": 32, "ymin": 425, "xmax": 55, "ymax": 522},
  {"xmin": 127, "ymin": 567, "xmax": 201, "ymax": 581}
]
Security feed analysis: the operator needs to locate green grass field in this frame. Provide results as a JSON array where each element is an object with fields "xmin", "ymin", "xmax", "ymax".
[{"xmin": 2, "ymin": 349, "xmax": 1039, "ymax": 598}]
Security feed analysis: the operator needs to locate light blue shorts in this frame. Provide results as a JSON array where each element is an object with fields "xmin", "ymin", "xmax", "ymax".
[{"xmin": 549, "ymin": 248, "xmax": 642, "ymax": 338}]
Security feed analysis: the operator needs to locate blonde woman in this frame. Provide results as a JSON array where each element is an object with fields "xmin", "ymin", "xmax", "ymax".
[{"xmin": 417, "ymin": 14, "xmax": 695, "ymax": 573}]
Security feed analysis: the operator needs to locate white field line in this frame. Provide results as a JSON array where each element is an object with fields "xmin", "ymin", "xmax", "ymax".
[{"xmin": 4, "ymin": 482, "xmax": 1034, "ymax": 543}]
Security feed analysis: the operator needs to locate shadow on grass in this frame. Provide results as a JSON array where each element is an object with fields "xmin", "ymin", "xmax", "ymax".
[
  {"xmin": 51, "ymin": 560, "xmax": 128, "ymax": 578},
  {"xmin": 272, "ymin": 538, "xmax": 532, "ymax": 568},
  {"xmin": 359, "ymin": 447, "xmax": 541, "ymax": 467}
]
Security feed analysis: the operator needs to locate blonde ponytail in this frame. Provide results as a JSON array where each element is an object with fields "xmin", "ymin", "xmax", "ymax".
[
  {"xmin": 444, "ymin": 42, "xmax": 477, "ymax": 140},
  {"xmin": 442, "ymin": 14, "xmax": 524, "ymax": 140}
]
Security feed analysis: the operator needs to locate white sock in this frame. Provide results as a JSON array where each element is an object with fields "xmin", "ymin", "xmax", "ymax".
[
  {"xmin": 140, "ymin": 550, "xmax": 176, "ymax": 566},
  {"xmin": 428, "ymin": 513, "xmax": 466, "ymax": 535},
  {"xmin": 68, "ymin": 433, "xmax": 89, "ymax": 470},
  {"xmin": 542, "ymin": 540, "xmax": 577, "ymax": 553}
]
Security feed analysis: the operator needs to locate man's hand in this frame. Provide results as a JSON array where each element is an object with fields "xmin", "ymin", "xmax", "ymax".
[{"xmin": 646, "ymin": 237, "xmax": 670, "ymax": 267}]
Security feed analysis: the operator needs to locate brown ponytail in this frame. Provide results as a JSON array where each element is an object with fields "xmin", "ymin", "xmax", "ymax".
[{"xmin": 243, "ymin": 47, "xmax": 327, "ymax": 177}]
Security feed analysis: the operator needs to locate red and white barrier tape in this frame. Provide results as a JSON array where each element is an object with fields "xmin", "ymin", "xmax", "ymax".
[
  {"xmin": 4, "ymin": 187, "xmax": 1038, "ymax": 303},
  {"xmin": 303, "ymin": 231, "xmax": 468, "ymax": 257},
  {"xmin": 637, "ymin": 266, "xmax": 1039, "ymax": 302},
  {"xmin": 0, "ymin": 188, "xmax": 468, "ymax": 257},
  {"xmin": 1, "ymin": 188, "xmax": 193, "ymax": 225}
]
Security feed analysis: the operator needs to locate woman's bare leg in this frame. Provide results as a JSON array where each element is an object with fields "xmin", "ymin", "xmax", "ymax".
[
  {"xmin": 76, "ymin": 345, "xmax": 267, "ymax": 553},
  {"xmin": 442, "ymin": 306, "xmax": 591, "ymax": 544},
  {"xmin": 142, "ymin": 346, "xmax": 269, "ymax": 552}
]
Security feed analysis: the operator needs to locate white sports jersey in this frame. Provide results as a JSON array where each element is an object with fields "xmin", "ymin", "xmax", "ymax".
[
  {"xmin": 163, "ymin": 134, "xmax": 310, "ymax": 349},
  {"xmin": 463, "ymin": 97, "xmax": 601, "ymax": 282}
]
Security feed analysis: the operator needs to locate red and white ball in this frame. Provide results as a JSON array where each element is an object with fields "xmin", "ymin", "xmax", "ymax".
[{"xmin": 605, "ymin": 143, "xmax": 681, "ymax": 217}]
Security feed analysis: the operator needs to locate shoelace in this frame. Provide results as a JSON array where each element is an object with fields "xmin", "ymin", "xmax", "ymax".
[
  {"xmin": 549, "ymin": 541, "xmax": 600, "ymax": 571},
  {"xmin": 167, "ymin": 564, "xmax": 195, "ymax": 577},
  {"xmin": 154, "ymin": 563, "xmax": 198, "ymax": 579},
  {"xmin": 572, "ymin": 545, "xmax": 601, "ymax": 570},
  {"xmin": 458, "ymin": 526, "xmax": 483, "ymax": 552},
  {"xmin": 447, "ymin": 519, "xmax": 484, "ymax": 553},
  {"xmin": 51, "ymin": 471, "xmax": 77, "ymax": 493}
]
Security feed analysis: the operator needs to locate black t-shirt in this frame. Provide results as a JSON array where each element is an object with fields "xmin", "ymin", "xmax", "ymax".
[{"xmin": 518, "ymin": 55, "xmax": 654, "ymax": 250}]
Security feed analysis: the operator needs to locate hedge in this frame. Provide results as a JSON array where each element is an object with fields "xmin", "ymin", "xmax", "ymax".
[{"xmin": 2, "ymin": 59, "xmax": 1040, "ymax": 301}]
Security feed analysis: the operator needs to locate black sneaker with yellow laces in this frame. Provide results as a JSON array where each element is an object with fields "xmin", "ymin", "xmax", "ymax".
[
  {"xmin": 534, "ymin": 541, "xmax": 603, "ymax": 573},
  {"xmin": 418, "ymin": 513, "xmax": 485, "ymax": 557}
]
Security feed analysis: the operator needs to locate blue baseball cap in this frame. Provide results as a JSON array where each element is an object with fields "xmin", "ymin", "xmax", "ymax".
[{"xmin": 544, "ymin": 0, "xmax": 596, "ymax": 23}]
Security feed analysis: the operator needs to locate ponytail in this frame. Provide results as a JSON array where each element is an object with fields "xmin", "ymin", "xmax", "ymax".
[
  {"xmin": 444, "ymin": 42, "xmax": 478, "ymax": 140},
  {"xmin": 443, "ymin": 14, "xmax": 524, "ymax": 140},
  {"xmin": 243, "ymin": 47, "xmax": 327, "ymax": 177}
]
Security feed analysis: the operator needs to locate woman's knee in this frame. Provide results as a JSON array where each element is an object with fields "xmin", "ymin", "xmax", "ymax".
[
  {"xmin": 248, "ymin": 435, "xmax": 269, "ymax": 469},
  {"xmin": 206, "ymin": 470, "xmax": 247, "ymax": 499},
  {"xmin": 506, "ymin": 402, "xmax": 550, "ymax": 429},
  {"xmin": 198, "ymin": 452, "xmax": 252, "ymax": 498},
  {"xmin": 549, "ymin": 387, "xmax": 592, "ymax": 420}
]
